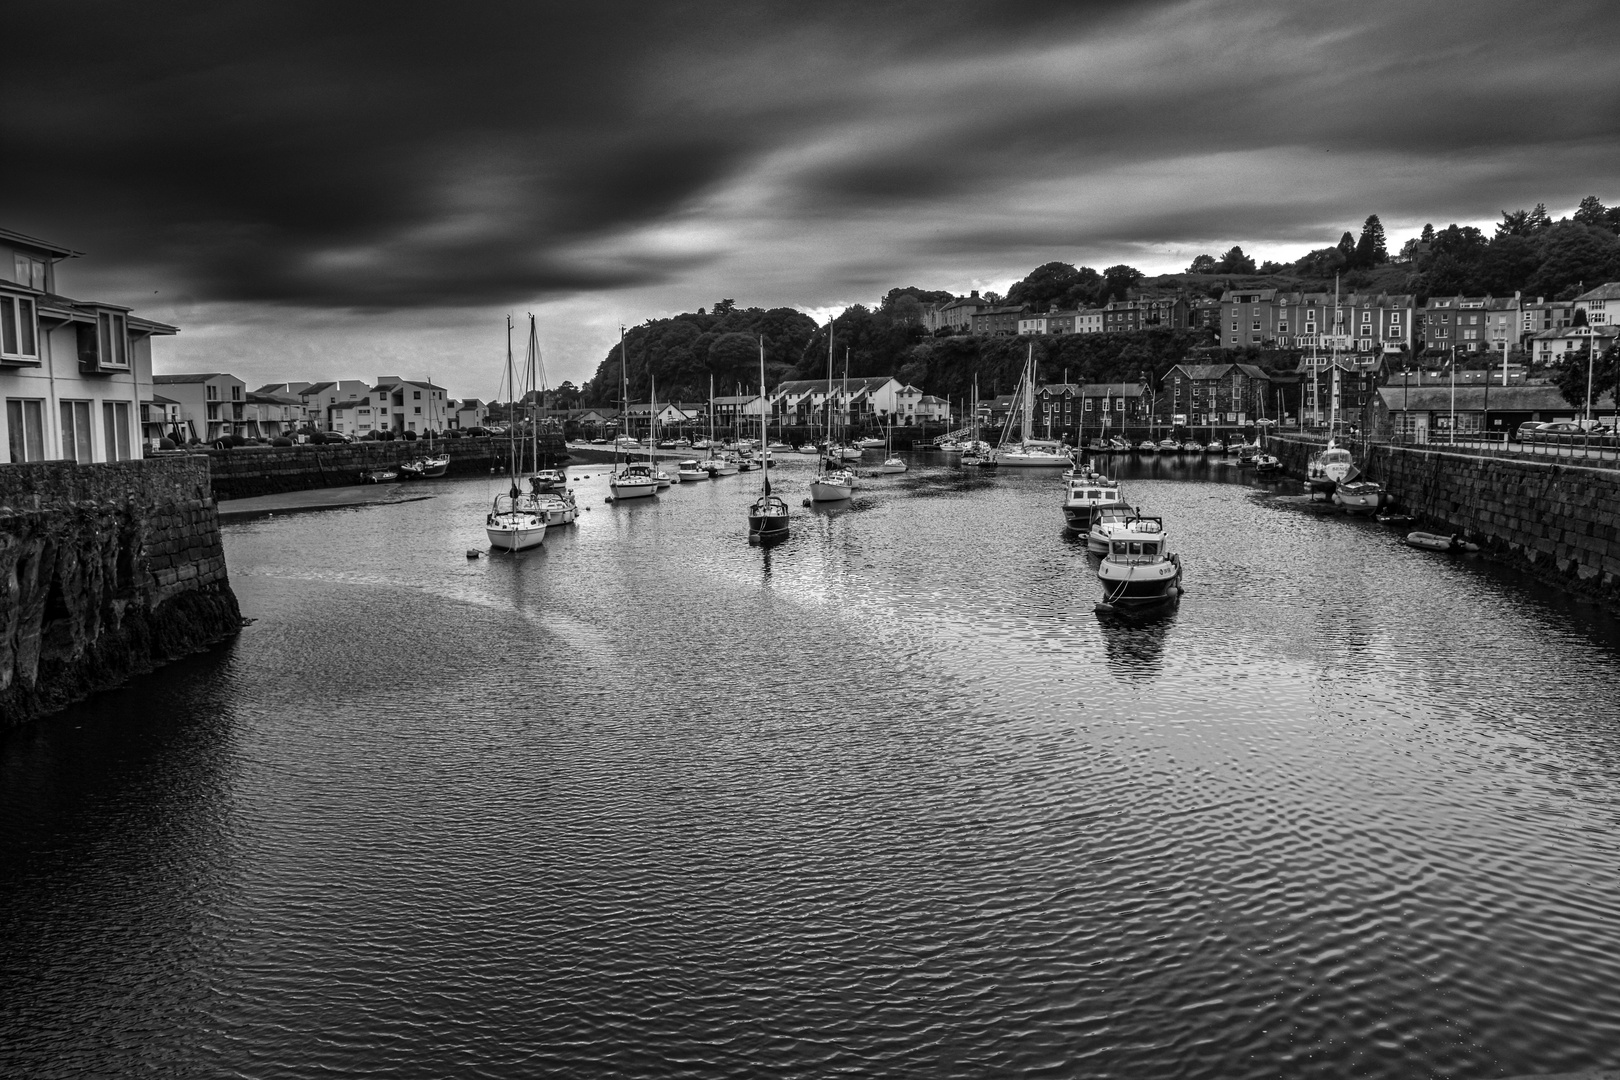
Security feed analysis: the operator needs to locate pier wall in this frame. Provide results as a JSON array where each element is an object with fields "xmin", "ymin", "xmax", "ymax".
[
  {"xmin": 1271, "ymin": 434, "xmax": 1620, "ymax": 604},
  {"xmin": 199, "ymin": 437, "xmax": 567, "ymax": 501},
  {"xmin": 0, "ymin": 456, "xmax": 241, "ymax": 726}
]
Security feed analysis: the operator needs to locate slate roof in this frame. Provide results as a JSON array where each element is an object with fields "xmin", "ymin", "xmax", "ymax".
[
  {"xmin": 773, "ymin": 376, "xmax": 896, "ymax": 396},
  {"xmin": 1377, "ymin": 385, "xmax": 1615, "ymax": 411},
  {"xmin": 153, "ymin": 372, "xmax": 234, "ymax": 384},
  {"xmin": 1575, "ymin": 282, "xmax": 1620, "ymax": 302}
]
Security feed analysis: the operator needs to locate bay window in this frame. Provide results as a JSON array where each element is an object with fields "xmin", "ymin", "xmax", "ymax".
[{"xmin": 1, "ymin": 294, "xmax": 39, "ymax": 361}]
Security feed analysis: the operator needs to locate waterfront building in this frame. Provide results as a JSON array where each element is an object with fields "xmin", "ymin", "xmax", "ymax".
[
  {"xmin": 328, "ymin": 398, "xmax": 369, "ymax": 437},
  {"xmin": 770, "ymin": 376, "xmax": 905, "ymax": 425},
  {"xmin": 1079, "ymin": 382, "xmax": 1149, "ymax": 429},
  {"xmin": 2, "ymin": 226, "xmax": 177, "ymax": 462},
  {"xmin": 1074, "ymin": 308, "xmax": 1105, "ymax": 333},
  {"xmin": 1161, "ymin": 363, "xmax": 1271, "ymax": 429},
  {"xmin": 914, "ymin": 394, "xmax": 952, "ymax": 423},
  {"xmin": 1422, "ymin": 295, "xmax": 1492, "ymax": 354},
  {"xmin": 366, "ymin": 375, "xmax": 451, "ymax": 434},
  {"xmin": 242, "ymin": 390, "xmax": 306, "ymax": 439},
  {"xmin": 622, "ymin": 402, "xmax": 693, "ymax": 441},
  {"xmin": 1573, "ymin": 282, "xmax": 1620, "ymax": 327},
  {"xmin": 1376, "ymin": 383, "xmax": 1615, "ymax": 442},
  {"xmin": 1296, "ymin": 355, "xmax": 1384, "ymax": 430},
  {"xmin": 451, "ymin": 398, "xmax": 488, "ymax": 429},
  {"xmin": 1521, "ymin": 298, "xmax": 1576, "ymax": 339},
  {"xmin": 151, "ymin": 373, "xmax": 247, "ymax": 443}
]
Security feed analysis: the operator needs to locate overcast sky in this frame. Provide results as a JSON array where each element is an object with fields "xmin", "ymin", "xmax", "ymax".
[{"xmin": 5, "ymin": 0, "xmax": 1618, "ymax": 395}]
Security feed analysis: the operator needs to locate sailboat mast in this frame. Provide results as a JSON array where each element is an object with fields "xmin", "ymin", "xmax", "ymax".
[
  {"xmin": 618, "ymin": 325, "xmax": 628, "ymax": 470},
  {"xmin": 506, "ymin": 316, "xmax": 518, "ymax": 484},
  {"xmin": 759, "ymin": 336, "xmax": 771, "ymax": 497}
]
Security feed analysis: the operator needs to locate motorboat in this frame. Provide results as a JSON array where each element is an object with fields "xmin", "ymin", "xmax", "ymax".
[
  {"xmin": 529, "ymin": 469, "xmax": 568, "ymax": 493},
  {"xmin": 487, "ymin": 490, "xmax": 547, "ymax": 551},
  {"xmin": 362, "ymin": 469, "xmax": 398, "ymax": 484},
  {"xmin": 692, "ymin": 438, "xmax": 712, "ymax": 450},
  {"xmin": 651, "ymin": 464, "xmax": 673, "ymax": 489},
  {"xmin": 399, "ymin": 453, "xmax": 450, "ymax": 479},
  {"xmin": 1333, "ymin": 480, "xmax": 1384, "ymax": 512},
  {"xmin": 523, "ymin": 488, "xmax": 578, "ymax": 527},
  {"xmin": 872, "ymin": 456, "xmax": 906, "ymax": 474},
  {"xmin": 937, "ymin": 438, "xmax": 967, "ymax": 452},
  {"xmin": 676, "ymin": 459, "xmax": 711, "ymax": 481},
  {"xmin": 608, "ymin": 462, "xmax": 660, "ymax": 499},
  {"xmin": 707, "ymin": 451, "xmax": 740, "ymax": 476},
  {"xmin": 1095, "ymin": 513, "xmax": 1182, "ymax": 611},
  {"xmin": 856, "ymin": 436, "xmax": 885, "ymax": 449},
  {"xmin": 999, "ymin": 440, "xmax": 1071, "ymax": 468},
  {"xmin": 796, "ymin": 443, "xmax": 819, "ymax": 454},
  {"xmin": 1253, "ymin": 453, "xmax": 1282, "ymax": 476},
  {"xmin": 1085, "ymin": 503, "xmax": 1136, "ymax": 554},
  {"xmin": 1063, "ymin": 477, "xmax": 1126, "ymax": 529},
  {"xmin": 1205, "ymin": 439, "xmax": 1226, "ymax": 455}
]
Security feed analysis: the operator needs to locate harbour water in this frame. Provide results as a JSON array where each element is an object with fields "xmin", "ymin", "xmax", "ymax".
[{"xmin": 5, "ymin": 453, "xmax": 1620, "ymax": 1079}]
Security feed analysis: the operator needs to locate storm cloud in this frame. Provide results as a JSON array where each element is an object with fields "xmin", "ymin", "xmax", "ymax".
[{"xmin": 4, "ymin": 0, "xmax": 1617, "ymax": 386}]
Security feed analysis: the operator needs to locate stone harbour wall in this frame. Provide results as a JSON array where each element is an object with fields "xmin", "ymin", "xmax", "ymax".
[
  {"xmin": 0, "ymin": 456, "xmax": 241, "ymax": 726},
  {"xmin": 199, "ymin": 436, "xmax": 568, "ymax": 501},
  {"xmin": 1271, "ymin": 434, "xmax": 1620, "ymax": 606}
]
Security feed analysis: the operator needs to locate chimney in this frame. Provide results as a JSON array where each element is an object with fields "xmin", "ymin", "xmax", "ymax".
[{"xmin": 970, "ymin": 290, "xmax": 980, "ymax": 299}]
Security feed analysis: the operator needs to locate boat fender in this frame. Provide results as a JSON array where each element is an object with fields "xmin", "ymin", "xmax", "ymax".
[
  {"xmin": 604, "ymin": 496, "xmax": 614, "ymax": 503},
  {"xmin": 466, "ymin": 549, "xmax": 480, "ymax": 559}
]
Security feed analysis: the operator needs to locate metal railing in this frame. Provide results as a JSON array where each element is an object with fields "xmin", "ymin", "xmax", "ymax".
[{"xmin": 1382, "ymin": 430, "xmax": 1620, "ymax": 465}]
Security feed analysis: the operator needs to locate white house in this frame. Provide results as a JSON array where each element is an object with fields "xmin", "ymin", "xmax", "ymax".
[
  {"xmin": 451, "ymin": 397, "xmax": 488, "ymax": 430},
  {"xmin": 243, "ymin": 390, "xmax": 306, "ymax": 438},
  {"xmin": 1530, "ymin": 323, "xmax": 1620, "ymax": 365},
  {"xmin": 1573, "ymin": 282, "xmax": 1620, "ymax": 327},
  {"xmin": 151, "ymin": 373, "xmax": 248, "ymax": 443},
  {"xmin": 367, "ymin": 375, "xmax": 451, "ymax": 434},
  {"xmin": 1, "ymin": 225, "xmax": 176, "ymax": 462}
]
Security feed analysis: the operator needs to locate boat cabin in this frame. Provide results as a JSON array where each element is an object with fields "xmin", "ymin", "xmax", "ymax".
[{"xmin": 1106, "ymin": 517, "xmax": 1169, "ymax": 564}]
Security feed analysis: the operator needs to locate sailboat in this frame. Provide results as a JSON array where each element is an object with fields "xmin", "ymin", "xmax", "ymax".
[
  {"xmin": 517, "ymin": 315, "xmax": 578, "ymax": 526},
  {"xmin": 705, "ymin": 373, "xmax": 739, "ymax": 476},
  {"xmin": 997, "ymin": 344, "xmax": 1070, "ymax": 467},
  {"xmin": 747, "ymin": 338, "xmax": 790, "ymax": 542},
  {"xmin": 486, "ymin": 316, "xmax": 547, "ymax": 551},
  {"xmin": 871, "ymin": 418, "xmax": 907, "ymax": 474},
  {"xmin": 1307, "ymin": 276, "xmax": 1359, "ymax": 497},
  {"xmin": 962, "ymin": 375, "xmax": 993, "ymax": 466},
  {"xmin": 647, "ymin": 375, "xmax": 672, "ymax": 488},
  {"xmin": 608, "ymin": 326, "xmax": 660, "ymax": 500},
  {"xmin": 809, "ymin": 319, "xmax": 857, "ymax": 502}
]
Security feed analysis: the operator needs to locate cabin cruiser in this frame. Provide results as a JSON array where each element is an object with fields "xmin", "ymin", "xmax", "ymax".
[
  {"xmin": 998, "ymin": 438, "xmax": 1071, "ymax": 468},
  {"xmin": 707, "ymin": 452, "xmax": 740, "ymax": 476},
  {"xmin": 1085, "ymin": 503, "xmax": 1136, "ymax": 554},
  {"xmin": 1063, "ymin": 478, "xmax": 1126, "ymax": 529},
  {"xmin": 1333, "ymin": 479, "xmax": 1385, "ymax": 513},
  {"xmin": 529, "ymin": 469, "xmax": 567, "ymax": 493},
  {"xmin": 676, "ymin": 459, "xmax": 711, "ymax": 481},
  {"xmin": 1096, "ymin": 513, "xmax": 1182, "ymax": 609},
  {"xmin": 522, "ymin": 488, "xmax": 579, "ymax": 527}
]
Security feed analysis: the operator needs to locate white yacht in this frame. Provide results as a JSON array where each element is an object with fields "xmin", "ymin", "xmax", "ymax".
[
  {"xmin": 1062, "ymin": 478, "xmax": 1125, "ymax": 530},
  {"xmin": 1085, "ymin": 504, "xmax": 1136, "ymax": 554},
  {"xmin": 522, "ymin": 489, "xmax": 578, "ymax": 527},
  {"xmin": 1096, "ymin": 514, "xmax": 1182, "ymax": 610},
  {"xmin": 608, "ymin": 461, "xmax": 660, "ymax": 499},
  {"xmin": 676, "ymin": 459, "xmax": 711, "ymax": 481},
  {"xmin": 487, "ymin": 490, "xmax": 547, "ymax": 551},
  {"xmin": 1307, "ymin": 440, "xmax": 1356, "ymax": 495}
]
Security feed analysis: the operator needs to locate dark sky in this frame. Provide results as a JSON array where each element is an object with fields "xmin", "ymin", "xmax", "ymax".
[{"xmin": 5, "ymin": 0, "xmax": 1617, "ymax": 391}]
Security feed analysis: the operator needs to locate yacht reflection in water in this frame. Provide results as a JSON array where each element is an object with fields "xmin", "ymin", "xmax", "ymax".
[{"xmin": 1095, "ymin": 601, "xmax": 1177, "ymax": 680}]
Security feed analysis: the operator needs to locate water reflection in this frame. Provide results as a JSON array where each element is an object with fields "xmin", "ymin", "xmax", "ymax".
[{"xmin": 6, "ymin": 456, "xmax": 1620, "ymax": 1080}]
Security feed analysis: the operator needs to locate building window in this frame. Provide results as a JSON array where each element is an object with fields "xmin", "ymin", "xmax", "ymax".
[
  {"xmin": 0, "ymin": 294, "xmax": 39, "ymax": 360},
  {"xmin": 95, "ymin": 311, "xmax": 129, "ymax": 367},
  {"xmin": 6, "ymin": 398, "xmax": 46, "ymax": 461},
  {"xmin": 1278, "ymin": 322, "xmax": 1289, "ymax": 333},
  {"xmin": 14, "ymin": 254, "xmax": 47, "ymax": 290},
  {"xmin": 207, "ymin": 385, "xmax": 219, "ymax": 401},
  {"xmin": 60, "ymin": 400, "xmax": 94, "ymax": 463},
  {"xmin": 231, "ymin": 385, "xmax": 242, "ymax": 401},
  {"xmin": 102, "ymin": 401, "xmax": 133, "ymax": 461}
]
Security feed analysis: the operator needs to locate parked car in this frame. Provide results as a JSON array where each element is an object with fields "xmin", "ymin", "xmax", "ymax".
[
  {"xmin": 1516, "ymin": 421, "xmax": 1547, "ymax": 440},
  {"xmin": 1535, "ymin": 422, "xmax": 1588, "ymax": 437}
]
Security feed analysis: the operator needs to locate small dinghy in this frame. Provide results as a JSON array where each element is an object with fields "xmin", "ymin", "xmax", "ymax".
[{"xmin": 1406, "ymin": 531, "xmax": 1479, "ymax": 553}]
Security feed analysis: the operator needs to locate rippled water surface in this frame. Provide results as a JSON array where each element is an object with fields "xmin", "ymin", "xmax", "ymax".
[{"xmin": 5, "ymin": 453, "xmax": 1620, "ymax": 1079}]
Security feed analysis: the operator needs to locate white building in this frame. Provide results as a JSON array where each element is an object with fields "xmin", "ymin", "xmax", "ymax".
[
  {"xmin": 151, "ymin": 373, "xmax": 248, "ymax": 443},
  {"xmin": 1, "ymin": 226, "xmax": 176, "ymax": 462},
  {"xmin": 243, "ymin": 390, "xmax": 306, "ymax": 438},
  {"xmin": 451, "ymin": 397, "xmax": 488, "ymax": 430},
  {"xmin": 1573, "ymin": 282, "xmax": 1620, "ymax": 327},
  {"xmin": 1529, "ymin": 323, "xmax": 1619, "ymax": 365},
  {"xmin": 367, "ymin": 375, "xmax": 451, "ymax": 434}
]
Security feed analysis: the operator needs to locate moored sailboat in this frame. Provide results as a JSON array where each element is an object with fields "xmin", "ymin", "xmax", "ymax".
[
  {"xmin": 747, "ymin": 338, "xmax": 790, "ymax": 542},
  {"xmin": 608, "ymin": 327, "xmax": 659, "ymax": 501},
  {"xmin": 809, "ymin": 319, "xmax": 856, "ymax": 502},
  {"xmin": 486, "ymin": 316, "xmax": 546, "ymax": 552}
]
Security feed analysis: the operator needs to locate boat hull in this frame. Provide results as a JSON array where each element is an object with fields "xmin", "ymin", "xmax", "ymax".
[
  {"xmin": 809, "ymin": 478, "xmax": 854, "ymax": 502},
  {"xmin": 487, "ymin": 523, "xmax": 546, "ymax": 551},
  {"xmin": 609, "ymin": 479, "xmax": 659, "ymax": 499},
  {"xmin": 1097, "ymin": 558, "xmax": 1182, "ymax": 606},
  {"xmin": 748, "ymin": 513, "xmax": 791, "ymax": 542},
  {"xmin": 998, "ymin": 452, "xmax": 1070, "ymax": 468}
]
